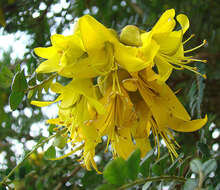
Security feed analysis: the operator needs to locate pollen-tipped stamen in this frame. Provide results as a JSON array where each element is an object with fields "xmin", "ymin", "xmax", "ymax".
[
  {"xmin": 184, "ymin": 40, "xmax": 207, "ymax": 53},
  {"xmin": 182, "ymin": 34, "xmax": 195, "ymax": 45}
]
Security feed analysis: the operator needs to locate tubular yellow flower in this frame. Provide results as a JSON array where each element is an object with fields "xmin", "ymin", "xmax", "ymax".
[
  {"xmin": 141, "ymin": 9, "xmax": 207, "ymax": 82},
  {"xmin": 92, "ymin": 85, "xmax": 137, "ymax": 159},
  {"xmin": 130, "ymin": 70, "xmax": 207, "ymax": 159}
]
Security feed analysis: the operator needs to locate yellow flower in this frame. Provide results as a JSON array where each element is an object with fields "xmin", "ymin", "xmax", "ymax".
[
  {"xmin": 31, "ymin": 11, "xmax": 208, "ymax": 172},
  {"xmin": 80, "ymin": 15, "xmax": 151, "ymax": 73},
  {"xmin": 31, "ymin": 78, "xmax": 105, "ymax": 133},
  {"xmin": 77, "ymin": 123, "xmax": 102, "ymax": 173},
  {"xmin": 124, "ymin": 69, "xmax": 207, "ymax": 160},
  {"xmin": 132, "ymin": 100, "xmax": 152, "ymax": 158},
  {"xmin": 141, "ymin": 9, "xmax": 207, "ymax": 82},
  {"xmin": 92, "ymin": 85, "xmax": 137, "ymax": 159},
  {"xmin": 34, "ymin": 33, "xmax": 85, "ymax": 77},
  {"xmin": 34, "ymin": 17, "xmax": 115, "ymax": 78}
]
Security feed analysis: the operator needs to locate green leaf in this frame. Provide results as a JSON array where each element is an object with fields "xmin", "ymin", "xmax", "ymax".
[
  {"xmin": 190, "ymin": 159, "xmax": 202, "ymax": 174},
  {"xmin": 48, "ymin": 124, "xmax": 56, "ymax": 134},
  {"xmin": 95, "ymin": 184, "xmax": 117, "ymax": 190},
  {"xmin": 103, "ymin": 158, "xmax": 127, "ymax": 186},
  {"xmin": 140, "ymin": 150, "xmax": 154, "ymax": 177},
  {"xmin": 183, "ymin": 179, "xmax": 198, "ymax": 190},
  {"xmin": 152, "ymin": 164, "xmax": 163, "ymax": 176},
  {"xmin": 11, "ymin": 70, "xmax": 27, "ymax": 92},
  {"xmin": 53, "ymin": 135, "xmax": 67, "ymax": 149},
  {"xmin": 197, "ymin": 142, "xmax": 210, "ymax": 158},
  {"xmin": 27, "ymin": 89, "xmax": 34, "ymax": 99},
  {"xmin": 215, "ymin": 183, "xmax": 220, "ymax": 190},
  {"xmin": 44, "ymin": 146, "xmax": 56, "ymax": 160},
  {"xmin": 126, "ymin": 149, "xmax": 141, "ymax": 180},
  {"xmin": 82, "ymin": 171, "xmax": 103, "ymax": 189},
  {"xmin": 0, "ymin": 66, "xmax": 14, "ymax": 88},
  {"xmin": 9, "ymin": 91, "xmax": 24, "ymax": 110},
  {"xmin": 142, "ymin": 181, "xmax": 152, "ymax": 190},
  {"xmin": 166, "ymin": 153, "xmax": 184, "ymax": 174},
  {"xmin": 9, "ymin": 70, "xmax": 28, "ymax": 110},
  {"xmin": 202, "ymin": 159, "xmax": 217, "ymax": 177},
  {"xmin": 15, "ymin": 63, "xmax": 21, "ymax": 73}
]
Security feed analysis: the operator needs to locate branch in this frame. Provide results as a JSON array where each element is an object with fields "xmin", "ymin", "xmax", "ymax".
[
  {"xmin": 25, "ymin": 73, "xmax": 57, "ymax": 93},
  {"xmin": 116, "ymin": 176, "xmax": 186, "ymax": 190},
  {"xmin": 0, "ymin": 128, "xmax": 66, "ymax": 187}
]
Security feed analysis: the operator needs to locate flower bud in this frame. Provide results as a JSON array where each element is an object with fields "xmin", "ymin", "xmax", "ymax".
[{"xmin": 120, "ymin": 25, "xmax": 142, "ymax": 47}]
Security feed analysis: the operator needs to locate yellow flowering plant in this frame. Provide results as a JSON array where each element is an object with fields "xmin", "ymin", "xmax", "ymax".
[{"xmin": 31, "ymin": 9, "xmax": 207, "ymax": 173}]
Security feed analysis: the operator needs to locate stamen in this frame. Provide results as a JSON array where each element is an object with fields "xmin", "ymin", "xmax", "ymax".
[
  {"xmin": 183, "ymin": 34, "xmax": 195, "ymax": 45},
  {"xmin": 161, "ymin": 54, "xmax": 207, "ymax": 79},
  {"xmin": 184, "ymin": 40, "xmax": 207, "ymax": 53}
]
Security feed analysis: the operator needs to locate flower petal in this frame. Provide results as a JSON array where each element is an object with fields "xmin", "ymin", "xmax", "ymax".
[
  {"xmin": 152, "ymin": 9, "xmax": 176, "ymax": 35},
  {"xmin": 154, "ymin": 55, "xmax": 173, "ymax": 82},
  {"xmin": 34, "ymin": 47, "xmax": 56, "ymax": 59},
  {"xmin": 35, "ymin": 54, "xmax": 61, "ymax": 73},
  {"xmin": 168, "ymin": 115, "xmax": 208, "ymax": 132},
  {"xmin": 79, "ymin": 15, "xmax": 116, "ymax": 52},
  {"xmin": 31, "ymin": 95, "xmax": 62, "ymax": 107},
  {"xmin": 177, "ymin": 14, "xmax": 189, "ymax": 34}
]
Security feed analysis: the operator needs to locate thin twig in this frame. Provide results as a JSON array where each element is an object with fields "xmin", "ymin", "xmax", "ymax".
[
  {"xmin": 0, "ymin": 128, "xmax": 66, "ymax": 187},
  {"xmin": 25, "ymin": 73, "xmax": 57, "ymax": 93},
  {"xmin": 116, "ymin": 176, "xmax": 186, "ymax": 190}
]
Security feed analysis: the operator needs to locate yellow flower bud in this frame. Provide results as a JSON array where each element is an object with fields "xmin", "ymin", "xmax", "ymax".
[{"xmin": 120, "ymin": 25, "xmax": 142, "ymax": 47}]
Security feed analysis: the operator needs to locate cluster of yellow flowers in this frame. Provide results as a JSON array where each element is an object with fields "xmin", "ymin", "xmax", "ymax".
[{"xmin": 32, "ymin": 9, "xmax": 207, "ymax": 172}]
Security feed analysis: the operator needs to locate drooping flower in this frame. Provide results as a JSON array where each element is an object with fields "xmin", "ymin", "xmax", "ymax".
[
  {"xmin": 124, "ymin": 69, "xmax": 207, "ymax": 159},
  {"xmin": 140, "ymin": 9, "xmax": 207, "ymax": 82},
  {"xmin": 93, "ymin": 83, "xmax": 137, "ymax": 159}
]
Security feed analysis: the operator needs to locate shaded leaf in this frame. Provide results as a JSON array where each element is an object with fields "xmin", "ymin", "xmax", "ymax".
[
  {"xmin": 9, "ymin": 91, "xmax": 24, "ymax": 110},
  {"xmin": 183, "ymin": 179, "xmax": 198, "ymax": 190},
  {"xmin": 103, "ymin": 158, "xmax": 127, "ymax": 186},
  {"xmin": 190, "ymin": 159, "xmax": 202, "ymax": 174},
  {"xmin": 126, "ymin": 149, "xmax": 141, "ymax": 180},
  {"xmin": 197, "ymin": 142, "xmax": 210, "ymax": 158},
  {"xmin": 140, "ymin": 150, "xmax": 154, "ymax": 177},
  {"xmin": 202, "ymin": 159, "xmax": 217, "ymax": 177},
  {"xmin": 9, "ymin": 70, "xmax": 28, "ymax": 110},
  {"xmin": 95, "ymin": 184, "xmax": 117, "ymax": 190},
  {"xmin": 44, "ymin": 146, "xmax": 56, "ymax": 160},
  {"xmin": 142, "ymin": 181, "xmax": 152, "ymax": 190}
]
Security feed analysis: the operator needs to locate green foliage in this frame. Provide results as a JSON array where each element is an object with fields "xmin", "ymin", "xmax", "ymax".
[
  {"xmin": 9, "ymin": 69, "xmax": 28, "ymax": 110},
  {"xmin": 53, "ymin": 135, "xmax": 68, "ymax": 149},
  {"xmin": 44, "ymin": 146, "xmax": 56, "ymax": 160},
  {"xmin": 103, "ymin": 158, "xmax": 127, "ymax": 186},
  {"xmin": 126, "ymin": 149, "xmax": 141, "ymax": 180},
  {"xmin": 0, "ymin": 66, "xmax": 14, "ymax": 89}
]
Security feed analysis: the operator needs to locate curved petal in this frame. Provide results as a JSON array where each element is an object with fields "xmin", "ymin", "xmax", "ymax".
[
  {"xmin": 155, "ymin": 31, "xmax": 183, "ymax": 55},
  {"xmin": 177, "ymin": 14, "xmax": 189, "ymax": 34},
  {"xmin": 152, "ymin": 9, "xmax": 176, "ymax": 35},
  {"xmin": 50, "ymin": 82, "xmax": 64, "ymax": 94},
  {"xmin": 154, "ymin": 55, "xmax": 173, "ymax": 82},
  {"xmin": 34, "ymin": 47, "xmax": 56, "ymax": 59},
  {"xmin": 31, "ymin": 95, "xmax": 62, "ymax": 107},
  {"xmin": 168, "ymin": 115, "xmax": 208, "ymax": 132},
  {"xmin": 50, "ymin": 34, "xmax": 66, "ymax": 48},
  {"xmin": 115, "ymin": 44, "xmax": 146, "ymax": 72},
  {"xmin": 137, "ymin": 77, "xmax": 191, "ymax": 127},
  {"xmin": 35, "ymin": 54, "xmax": 61, "ymax": 73},
  {"xmin": 79, "ymin": 15, "xmax": 117, "ymax": 52}
]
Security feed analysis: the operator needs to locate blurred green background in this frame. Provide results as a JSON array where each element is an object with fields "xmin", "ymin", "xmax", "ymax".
[{"xmin": 0, "ymin": 0, "xmax": 219, "ymax": 189}]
